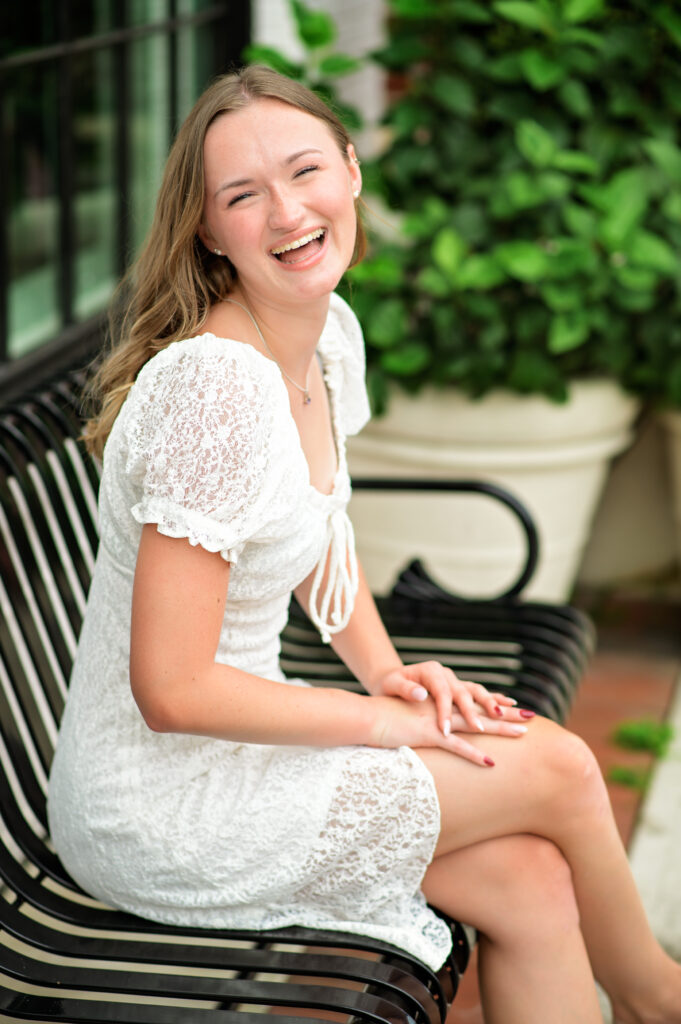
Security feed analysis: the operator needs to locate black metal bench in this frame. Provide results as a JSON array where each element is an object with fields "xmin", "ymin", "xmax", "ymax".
[{"xmin": 0, "ymin": 366, "xmax": 594, "ymax": 1023}]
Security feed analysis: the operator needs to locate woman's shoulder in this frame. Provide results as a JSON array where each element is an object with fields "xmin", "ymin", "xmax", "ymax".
[
  {"xmin": 135, "ymin": 332, "xmax": 279, "ymax": 395},
  {"xmin": 118, "ymin": 333, "xmax": 285, "ymax": 444}
]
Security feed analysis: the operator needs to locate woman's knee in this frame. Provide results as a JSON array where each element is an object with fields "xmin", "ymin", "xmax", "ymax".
[{"xmin": 530, "ymin": 717, "xmax": 609, "ymax": 818}]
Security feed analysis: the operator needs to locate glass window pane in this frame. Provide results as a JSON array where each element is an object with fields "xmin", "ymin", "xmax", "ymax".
[
  {"xmin": 177, "ymin": 21, "xmax": 216, "ymax": 122},
  {"xmin": 0, "ymin": 3, "xmax": 60, "ymax": 59},
  {"xmin": 6, "ymin": 63, "xmax": 61, "ymax": 358},
  {"xmin": 68, "ymin": 0, "xmax": 117, "ymax": 38},
  {"xmin": 128, "ymin": 1, "xmax": 171, "ymax": 27},
  {"xmin": 129, "ymin": 33, "xmax": 172, "ymax": 252},
  {"xmin": 72, "ymin": 48, "xmax": 118, "ymax": 321}
]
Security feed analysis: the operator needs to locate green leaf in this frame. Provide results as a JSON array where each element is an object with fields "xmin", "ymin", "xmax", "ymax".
[
  {"xmin": 548, "ymin": 311, "xmax": 590, "ymax": 353},
  {"xmin": 318, "ymin": 54, "xmax": 360, "ymax": 77},
  {"xmin": 347, "ymin": 251, "xmax": 404, "ymax": 289},
  {"xmin": 290, "ymin": 0, "xmax": 336, "ymax": 49},
  {"xmin": 540, "ymin": 282, "xmax": 583, "ymax": 311},
  {"xmin": 417, "ymin": 267, "xmax": 453, "ymax": 297},
  {"xmin": 607, "ymin": 766, "xmax": 651, "ymax": 792},
  {"xmin": 242, "ymin": 45, "xmax": 302, "ymax": 79},
  {"xmin": 505, "ymin": 171, "xmax": 546, "ymax": 210},
  {"xmin": 613, "ymin": 719, "xmax": 674, "ymax": 758},
  {"xmin": 380, "ymin": 343, "xmax": 431, "ymax": 376},
  {"xmin": 389, "ymin": 0, "xmax": 441, "ymax": 17},
  {"xmin": 432, "ymin": 227, "xmax": 468, "ymax": 280},
  {"xmin": 451, "ymin": 1, "xmax": 494, "ymax": 24},
  {"xmin": 613, "ymin": 287, "xmax": 657, "ymax": 312},
  {"xmin": 558, "ymin": 78, "xmax": 593, "ymax": 118},
  {"xmin": 561, "ymin": 202, "xmax": 598, "ymax": 237},
  {"xmin": 535, "ymin": 171, "xmax": 571, "ymax": 199},
  {"xmin": 642, "ymin": 138, "xmax": 681, "ymax": 182},
  {"xmin": 494, "ymin": 240, "xmax": 551, "ymax": 281},
  {"xmin": 584, "ymin": 169, "xmax": 650, "ymax": 249},
  {"xmin": 507, "ymin": 350, "xmax": 567, "ymax": 397},
  {"xmin": 367, "ymin": 299, "xmax": 408, "ymax": 349},
  {"xmin": 655, "ymin": 7, "xmax": 681, "ymax": 51},
  {"xmin": 626, "ymin": 230, "xmax": 678, "ymax": 275},
  {"xmin": 403, "ymin": 197, "xmax": 451, "ymax": 238},
  {"xmin": 515, "ymin": 119, "xmax": 557, "ymax": 167},
  {"xmin": 520, "ymin": 48, "xmax": 567, "ymax": 90},
  {"xmin": 493, "ymin": 1, "xmax": 556, "ymax": 34},
  {"xmin": 455, "ymin": 254, "xmax": 507, "ymax": 289},
  {"xmin": 431, "ymin": 74, "xmax": 477, "ymax": 116},
  {"xmin": 552, "ymin": 149, "xmax": 600, "ymax": 175},
  {"xmin": 562, "ymin": 0, "xmax": 604, "ymax": 24},
  {"xmin": 662, "ymin": 192, "xmax": 681, "ymax": 222},
  {"xmin": 613, "ymin": 265, "xmax": 660, "ymax": 292}
]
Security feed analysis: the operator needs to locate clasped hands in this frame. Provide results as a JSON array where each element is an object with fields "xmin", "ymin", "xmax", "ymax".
[{"xmin": 368, "ymin": 662, "xmax": 535, "ymax": 767}]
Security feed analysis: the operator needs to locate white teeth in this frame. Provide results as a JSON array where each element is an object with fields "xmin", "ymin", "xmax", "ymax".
[{"xmin": 271, "ymin": 229, "xmax": 325, "ymax": 255}]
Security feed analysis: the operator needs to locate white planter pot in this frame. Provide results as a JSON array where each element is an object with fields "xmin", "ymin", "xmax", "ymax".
[
  {"xmin": 661, "ymin": 410, "xmax": 681, "ymax": 572},
  {"xmin": 347, "ymin": 380, "xmax": 640, "ymax": 601}
]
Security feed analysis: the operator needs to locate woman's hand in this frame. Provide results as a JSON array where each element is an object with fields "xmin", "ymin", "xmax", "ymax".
[
  {"xmin": 371, "ymin": 662, "xmax": 531, "ymax": 738},
  {"xmin": 367, "ymin": 691, "xmax": 531, "ymax": 767}
]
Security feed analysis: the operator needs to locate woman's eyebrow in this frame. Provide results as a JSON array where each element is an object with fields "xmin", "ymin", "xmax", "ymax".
[{"xmin": 214, "ymin": 148, "xmax": 324, "ymax": 199}]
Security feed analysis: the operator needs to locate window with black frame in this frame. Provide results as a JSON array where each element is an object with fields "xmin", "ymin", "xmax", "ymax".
[{"xmin": 0, "ymin": 0, "xmax": 249, "ymax": 394}]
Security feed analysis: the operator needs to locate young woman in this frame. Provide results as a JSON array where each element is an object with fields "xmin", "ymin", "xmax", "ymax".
[{"xmin": 47, "ymin": 66, "xmax": 680, "ymax": 1024}]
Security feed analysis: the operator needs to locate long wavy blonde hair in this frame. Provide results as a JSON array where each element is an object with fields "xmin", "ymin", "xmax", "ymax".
[{"xmin": 83, "ymin": 65, "xmax": 367, "ymax": 459}]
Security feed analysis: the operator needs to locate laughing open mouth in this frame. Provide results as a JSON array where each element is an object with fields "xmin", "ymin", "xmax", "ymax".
[{"xmin": 270, "ymin": 228, "xmax": 326, "ymax": 264}]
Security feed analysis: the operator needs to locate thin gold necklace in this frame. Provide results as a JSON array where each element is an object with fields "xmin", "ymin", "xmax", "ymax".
[{"xmin": 226, "ymin": 298, "xmax": 312, "ymax": 405}]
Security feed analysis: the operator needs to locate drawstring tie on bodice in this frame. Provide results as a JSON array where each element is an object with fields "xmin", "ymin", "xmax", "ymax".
[{"xmin": 308, "ymin": 508, "xmax": 359, "ymax": 644}]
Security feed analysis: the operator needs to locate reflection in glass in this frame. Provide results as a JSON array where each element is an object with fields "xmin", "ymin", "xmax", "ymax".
[
  {"xmin": 6, "ymin": 64, "xmax": 60, "ymax": 357},
  {"xmin": 129, "ymin": 32, "xmax": 171, "ymax": 253},
  {"xmin": 72, "ymin": 48, "xmax": 118, "ymax": 320}
]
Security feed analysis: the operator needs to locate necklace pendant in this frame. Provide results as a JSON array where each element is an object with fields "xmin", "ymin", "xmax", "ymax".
[{"xmin": 303, "ymin": 391, "xmax": 312, "ymax": 405}]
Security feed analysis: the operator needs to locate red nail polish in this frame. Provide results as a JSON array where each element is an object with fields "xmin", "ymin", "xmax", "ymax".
[
  {"xmin": 520, "ymin": 710, "xmax": 535, "ymax": 719},
  {"xmin": 494, "ymin": 705, "xmax": 503, "ymax": 716},
  {"xmin": 484, "ymin": 756, "xmax": 495, "ymax": 767}
]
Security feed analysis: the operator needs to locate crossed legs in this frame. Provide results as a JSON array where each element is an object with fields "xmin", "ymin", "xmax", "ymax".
[{"xmin": 415, "ymin": 717, "xmax": 681, "ymax": 1024}]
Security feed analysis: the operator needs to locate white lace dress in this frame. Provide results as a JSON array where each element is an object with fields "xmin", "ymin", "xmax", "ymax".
[{"xmin": 47, "ymin": 293, "xmax": 453, "ymax": 970}]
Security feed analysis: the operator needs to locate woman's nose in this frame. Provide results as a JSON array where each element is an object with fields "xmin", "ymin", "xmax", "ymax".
[{"xmin": 268, "ymin": 186, "xmax": 303, "ymax": 230}]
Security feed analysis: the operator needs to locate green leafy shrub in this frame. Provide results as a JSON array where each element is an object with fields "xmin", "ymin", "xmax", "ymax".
[
  {"xmin": 612, "ymin": 718, "xmax": 674, "ymax": 757},
  {"xmin": 346, "ymin": 0, "xmax": 681, "ymax": 413}
]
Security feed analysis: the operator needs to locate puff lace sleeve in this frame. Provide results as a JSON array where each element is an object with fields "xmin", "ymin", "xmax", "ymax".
[{"xmin": 123, "ymin": 335, "xmax": 297, "ymax": 565}]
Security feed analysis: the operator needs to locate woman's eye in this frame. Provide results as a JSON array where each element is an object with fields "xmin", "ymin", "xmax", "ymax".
[
  {"xmin": 295, "ymin": 164, "xmax": 320, "ymax": 178},
  {"xmin": 228, "ymin": 192, "xmax": 254, "ymax": 207}
]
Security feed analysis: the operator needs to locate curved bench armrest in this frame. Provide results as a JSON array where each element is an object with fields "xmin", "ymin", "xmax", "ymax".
[{"xmin": 350, "ymin": 477, "xmax": 540, "ymax": 600}]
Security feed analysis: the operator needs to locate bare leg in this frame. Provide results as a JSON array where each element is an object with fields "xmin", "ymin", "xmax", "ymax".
[
  {"xmin": 415, "ymin": 717, "xmax": 681, "ymax": 1024},
  {"xmin": 422, "ymin": 834, "xmax": 602, "ymax": 1024}
]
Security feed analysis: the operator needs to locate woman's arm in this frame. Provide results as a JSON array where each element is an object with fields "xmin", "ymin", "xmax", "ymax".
[{"xmin": 130, "ymin": 526, "xmax": 522, "ymax": 762}]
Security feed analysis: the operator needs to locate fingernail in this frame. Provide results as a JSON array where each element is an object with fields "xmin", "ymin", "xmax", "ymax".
[
  {"xmin": 507, "ymin": 698, "xmax": 518, "ymax": 705},
  {"xmin": 510, "ymin": 724, "xmax": 527, "ymax": 735},
  {"xmin": 411, "ymin": 686, "xmax": 428, "ymax": 701},
  {"xmin": 475, "ymin": 717, "xmax": 485, "ymax": 732},
  {"xmin": 443, "ymin": 720, "xmax": 451, "ymax": 737},
  {"xmin": 484, "ymin": 756, "xmax": 495, "ymax": 767},
  {"xmin": 520, "ymin": 710, "xmax": 535, "ymax": 719},
  {"xmin": 494, "ymin": 705, "xmax": 503, "ymax": 716}
]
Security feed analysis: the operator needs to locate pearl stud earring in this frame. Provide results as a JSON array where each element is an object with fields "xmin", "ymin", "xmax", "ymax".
[
  {"xmin": 214, "ymin": 249, "xmax": 222, "ymax": 255},
  {"xmin": 353, "ymin": 190, "xmax": 360, "ymax": 199}
]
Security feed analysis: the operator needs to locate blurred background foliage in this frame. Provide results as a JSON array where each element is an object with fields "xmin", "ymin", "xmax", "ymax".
[{"xmin": 247, "ymin": 0, "xmax": 681, "ymax": 415}]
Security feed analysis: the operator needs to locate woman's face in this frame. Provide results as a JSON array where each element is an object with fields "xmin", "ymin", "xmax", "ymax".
[{"xmin": 199, "ymin": 98, "xmax": 362, "ymax": 309}]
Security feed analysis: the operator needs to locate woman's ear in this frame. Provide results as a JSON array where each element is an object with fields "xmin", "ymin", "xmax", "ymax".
[
  {"xmin": 346, "ymin": 144, "xmax": 362, "ymax": 195},
  {"xmin": 197, "ymin": 223, "xmax": 218, "ymax": 253}
]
